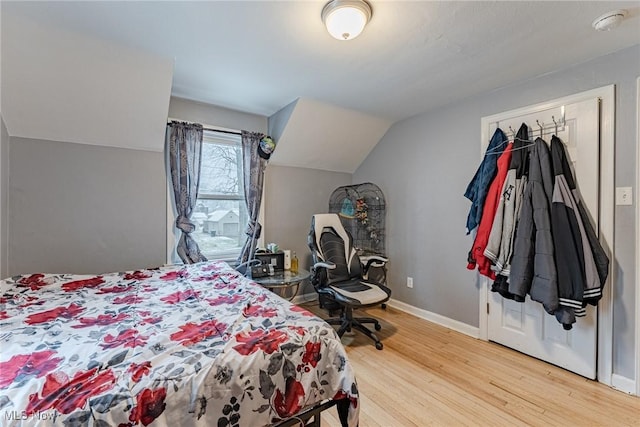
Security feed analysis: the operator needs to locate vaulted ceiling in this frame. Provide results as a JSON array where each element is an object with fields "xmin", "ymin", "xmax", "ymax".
[{"xmin": 2, "ymin": 1, "xmax": 638, "ymax": 171}]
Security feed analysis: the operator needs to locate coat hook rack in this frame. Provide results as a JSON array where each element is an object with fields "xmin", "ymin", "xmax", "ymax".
[{"xmin": 536, "ymin": 120, "xmax": 544, "ymax": 138}]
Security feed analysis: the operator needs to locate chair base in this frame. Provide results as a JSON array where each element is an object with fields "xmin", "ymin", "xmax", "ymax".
[{"xmin": 325, "ymin": 306, "xmax": 384, "ymax": 350}]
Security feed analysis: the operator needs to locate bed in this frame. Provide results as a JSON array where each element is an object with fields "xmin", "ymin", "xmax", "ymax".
[{"xmin": 0, "ymin": 261, "xmax": 358, "ymax": 426}]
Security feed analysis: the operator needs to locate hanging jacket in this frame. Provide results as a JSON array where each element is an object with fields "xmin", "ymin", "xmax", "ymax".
[
  {"xmin": 550, "ymin": 136, "xmax": 609, "ymax": 328},
  {"xmin": 551, "ymin": 136, "xmax": 609, "ymax": 294},
  {"xmin": 467, "ymin": 144, "xmax": 513, "ymax": 279},
  {"xmin": 464, "ymin": 128, "xmax": 508, "ymax": 234},
  {"xmin": 485, "ymin": 123, "xmax": 530, "ymax": 300},
  {"xmin": 550, "ymin": 136, "xmax": 587, "ymax": 328},
  {"xmin": 509, "ymin": 138, "xmax": 558, "ymax": 314},
  {"xmin": 576, "ymin": 200, "xmax": 609, "ymax": 301},
  {"xmin": 485, "ymin": 123, "xmax": 530, "ymax": 276}
]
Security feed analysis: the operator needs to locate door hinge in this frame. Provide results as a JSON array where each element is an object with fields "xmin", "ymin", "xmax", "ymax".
[{"xmin": 487, "ymin": 302, "xmax": 490, "ymax": 315}]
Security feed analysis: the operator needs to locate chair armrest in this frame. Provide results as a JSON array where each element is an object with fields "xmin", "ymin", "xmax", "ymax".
[
  {"xmin": 363, "ymin": 256, "xmax": 388, "ymax": 270},
  {"xmin": 313, "ymin": 261, "xmax": 336, "ymax": 270}
]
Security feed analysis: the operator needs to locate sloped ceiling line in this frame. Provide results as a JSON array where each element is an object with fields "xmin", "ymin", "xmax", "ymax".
[
  {"xmin": 1, "ymin": 13, "xmax": 173, "ymax": 152},
  {"xmin": 268, "ymin": 97, "xmax": 392, "ymax": 174}
]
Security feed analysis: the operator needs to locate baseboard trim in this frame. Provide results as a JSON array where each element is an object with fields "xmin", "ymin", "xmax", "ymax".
[
  {"xmin": 611, "ymin": 373, "xmax": 636, "ymax": 395},
  {"xmin": 388, "ymin": 298, "xmax": 480, "ymax": 339},
  {"xmin": 293, "ymin": 294, "xmax": 480, "ymax": 339}
]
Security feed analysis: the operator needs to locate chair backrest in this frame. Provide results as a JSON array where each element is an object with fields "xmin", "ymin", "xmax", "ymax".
[{"xmin": 308, "ymin": 214, "xmax": 362, "ymax": 286}]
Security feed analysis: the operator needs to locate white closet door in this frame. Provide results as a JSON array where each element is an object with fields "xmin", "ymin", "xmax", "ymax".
[{"xmin": 486, "ymin": 98, "xmax": 599, "ymax": 379}]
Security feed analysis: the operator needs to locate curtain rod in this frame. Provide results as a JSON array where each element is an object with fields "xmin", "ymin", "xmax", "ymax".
[
  {"xmin": 167, "ymin": 120, "xmax": 242, "ymax": 136},
  {"xmin": 203, "ymin": 127, "xmax": 241, "ymax": 136}
]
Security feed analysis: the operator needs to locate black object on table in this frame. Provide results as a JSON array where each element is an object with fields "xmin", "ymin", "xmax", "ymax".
[{"xmin": 251, "ymin": 269, "xmax": 310, "ymax": 301}]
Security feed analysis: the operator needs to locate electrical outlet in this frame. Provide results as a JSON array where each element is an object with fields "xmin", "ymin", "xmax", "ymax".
[
  {"xmin": 407, "ymin": 277, "xmax": 413, "ymax": 288},
  {"xmin": 615, "ymin": 187, "xmax": 633, "ymax": 205}
]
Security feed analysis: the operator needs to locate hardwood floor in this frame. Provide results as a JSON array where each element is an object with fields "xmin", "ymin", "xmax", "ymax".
[{"xmin": 301, "ymin": 302, "xmax": 640, "ymax": 426}]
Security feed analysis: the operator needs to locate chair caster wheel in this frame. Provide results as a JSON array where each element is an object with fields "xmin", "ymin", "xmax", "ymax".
[
  {"xmin": 374, "ymin": 323, "xmax": 382, "ymax": 331},
  {"xmin": 381, "ymin": 303, "xmax": 387, "ymax": 309},
  {"xmin": 375, "ymin": 342, "xmax": 383, "ymax": 350}
]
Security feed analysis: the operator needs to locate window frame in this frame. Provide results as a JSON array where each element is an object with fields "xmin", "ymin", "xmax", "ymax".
[
  {"xmin": 194, "ymin": 130, "xmax": 246, "ymax": 262},
  {"xmin": 166, "ymin": 126, "xmax": 264, "ymax": 265}
]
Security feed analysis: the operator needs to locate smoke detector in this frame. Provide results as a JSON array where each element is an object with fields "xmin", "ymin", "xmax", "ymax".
[{"xmin": 592, "ymin": 10, "xmax": 627, "ymax": 31}]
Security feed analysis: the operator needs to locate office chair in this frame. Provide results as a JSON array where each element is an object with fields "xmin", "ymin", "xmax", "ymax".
[{"xmin": 308, "ymin": 213, "xmax": 391, "ymax": 350}]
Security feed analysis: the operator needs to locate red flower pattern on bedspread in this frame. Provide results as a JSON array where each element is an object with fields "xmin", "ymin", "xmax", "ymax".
[
  {"xmin": 72, "ymin": 312, "xmax": 129, "ymax": 328},
  {"xmin": 61, "ymin": 276, "xmax": 105, "ymax": 291},
  {"xmin": 302, "ymin": 341, "xmax": 322, "ymax": 368},
  {"xmin": 140, "ymin": 315, "xmax": 163, "ymax": 325},
  {"xmin": 17, "ymin": 296, "xmax": 44, "ymax": 309},
  {"xmin": 0, "ymin": 350, "xmax": 63, "ymax": 388},
  {"xmin": 242, "ymin": 303, "xmax": 279, "ymax": 318},
  {"xmin": 206, "ymin": 293, "xmax": 243, "ymax": 306},
  {"xmin": 159, "ymin": 270, "xmax": 188, "ymax": 281},
  {"xmin": 170, "ymin": 319, "xmax": 227, "ymax": 346},
  {"xmin": 97, "ymin": 284, "xmax": 134, "ymax": 294},
  {"xmin": 273, "ymin": 377, "xmax": 306, "ymax": 418},
  {"xmin": 160, "ymin": 289, "xmax": 201, "ymax": 304},
  {"xmin": 233, "ymin": 328, "xmax": 289, "ymax": 355},
  {"xmin": 113, "ymin": 294, "xmax": 144, "ymax": 305},
  {"xmin": 0, "ymin": 261, "xmax": 359, "ymax": 427},
  {"xmin": 17, "ymin": 274, "xmax": 51, "ymax": 290},
  {"xmin": 25, "ymin": 303, "xmax": 84, "ymax": 324},
  {"xmin": 128, "ymin": 362, "xmax": 152, "ymax": 383},
  {"xmin": 124, "ymin": 271, "xmax": 152, "ymax": 281},
  {"xmin": 101, "ymin": 329, "xmax": 149, "ymax": 350},
  {"xmin": 288, "ymin": 325, "xmax": 307, "ymax": 336},
  {"xmin": 129, "ymin": 387, "xmax": 167, "ymax": 426},
  {"xmin": 26, "ymin": 368, "xmax": 116, "ymax": 415}
]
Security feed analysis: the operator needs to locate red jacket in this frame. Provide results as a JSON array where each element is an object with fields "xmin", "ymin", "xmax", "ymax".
[{"xmin": 467, "ymin": 144, "xmax": 513, "ymax": 279}]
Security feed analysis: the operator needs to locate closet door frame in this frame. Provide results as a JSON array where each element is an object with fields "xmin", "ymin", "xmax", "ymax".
[
  {"xmin": 478, "ymin": 85, "xmax": 615, "ymax": 387},
  {"xmin": 635, "ymin": 76, "xmax": 640, "ymax": 396}
]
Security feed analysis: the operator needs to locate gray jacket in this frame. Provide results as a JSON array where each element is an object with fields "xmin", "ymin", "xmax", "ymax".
[
  {"xmin": 484, "ymin": 124, "xmax": 530, "ymax": 276},
  {"xmin": 509, "ymin": 138, "xmax": 558, "ymax": 314},
  {"xmin": 551, "ymin": 136, "xmax": 609, "ymax": 328}
]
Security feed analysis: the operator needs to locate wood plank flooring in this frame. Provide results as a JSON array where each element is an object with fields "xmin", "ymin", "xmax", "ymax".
[{"xmin": 301, "ymin": 302, "xmax": 640, "ymax": 426}]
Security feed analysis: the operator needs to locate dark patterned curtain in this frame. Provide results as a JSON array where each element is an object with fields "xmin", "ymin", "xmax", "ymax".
[
  {"xmin": 167, "ymin": 121, "xmax": 207, "ymax": 264},
  {"xmin": 237, "ymin": 131, "xmax": 267, "ymax": 264}
]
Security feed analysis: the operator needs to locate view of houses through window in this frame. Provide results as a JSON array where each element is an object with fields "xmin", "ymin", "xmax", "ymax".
[{"xmin": 193, "ymin": 130, "xmax": 247, "ymax": 261}]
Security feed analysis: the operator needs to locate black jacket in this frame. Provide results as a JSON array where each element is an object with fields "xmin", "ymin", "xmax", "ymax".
[
  {"xmin": 509, "ymin": 138, "xmax": 557, "ymax": 314},
  {"xmin": 550, "ymin": 136, "xmax": 608, "ymax": 328}
]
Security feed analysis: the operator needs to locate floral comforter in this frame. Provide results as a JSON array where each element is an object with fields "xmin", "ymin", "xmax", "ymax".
[{"xmin": 0, "ymin": 261, "xmax": 358, "ymax": 426}]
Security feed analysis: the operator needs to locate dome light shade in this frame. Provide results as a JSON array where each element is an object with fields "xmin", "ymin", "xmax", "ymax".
[{"xmin": 322, "ymin": 0, "xmax": 372, "ymax": 41}]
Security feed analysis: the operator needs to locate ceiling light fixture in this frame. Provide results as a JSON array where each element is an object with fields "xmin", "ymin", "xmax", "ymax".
[
  {"xmin": 322, "ymin": 0, "xmax": 372, "ymax": 41},
  {"xmin": 592, "ymin": 9, "xmax": 627, "ymax": 31}
]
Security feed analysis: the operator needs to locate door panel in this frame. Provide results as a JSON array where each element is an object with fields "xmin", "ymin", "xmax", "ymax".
[{"xmin": 486, "ymin": 98, "xmax": 599, "ymax": 379}]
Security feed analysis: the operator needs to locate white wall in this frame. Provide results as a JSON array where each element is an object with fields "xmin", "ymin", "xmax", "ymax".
[{"xmin": 354, "ymin": 45, "xmax": 640, "ymax": 380}]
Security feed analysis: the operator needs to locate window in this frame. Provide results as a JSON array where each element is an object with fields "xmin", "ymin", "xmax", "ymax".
[{"xmin": 192, "ymin": 130, "xmax": 247, "ymax": 261}]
